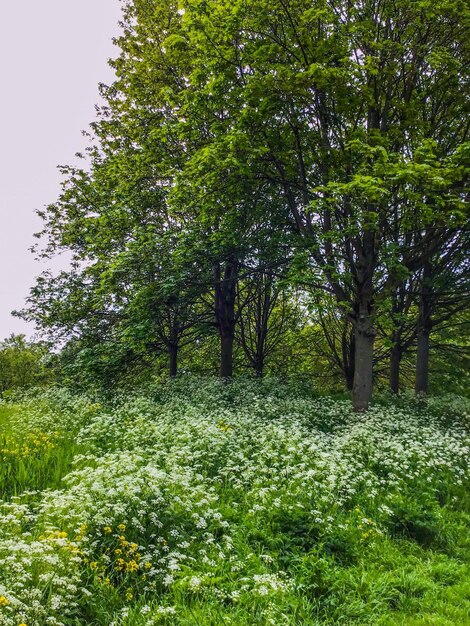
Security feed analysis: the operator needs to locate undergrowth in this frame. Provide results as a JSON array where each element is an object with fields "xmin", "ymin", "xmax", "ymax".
[{"xmin": 0, "ymin": 378, "xmax": 468, "ymax": 625}]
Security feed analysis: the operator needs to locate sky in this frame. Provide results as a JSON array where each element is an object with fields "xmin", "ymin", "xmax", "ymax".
[{"xmin": 0, "ymin": 0, "xmax": 122, "ymax": 340}]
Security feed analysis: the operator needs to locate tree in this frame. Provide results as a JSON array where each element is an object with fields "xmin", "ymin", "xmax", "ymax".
[
  {"xmin": 236, "ymin": 271, "xmax": 295, "ymax": 377},
  {"xmin": 414, "ymin": 231, "xmax": 470, "ymax": 394},
  {"xmin": 176, "ymin": 0, "xmax": 469, "ymax": 409},
  {"xmin": 21, "ymin": 0, "xmax": 469, "ymax": 404},
  {"xmin": 0, "ymin": 335, "xmax": 50, "ymax": 393}
]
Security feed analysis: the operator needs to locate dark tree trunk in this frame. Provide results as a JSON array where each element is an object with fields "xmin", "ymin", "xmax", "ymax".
[
  {"xmin": 351, "ymin": 230, "xmax": 377, "ymax": 412},
  {"xmin": 389, "ymin": 343, "xmax": 401, "ymax": 394},
  {"xmin": 351, "ymin": 226, "xmax": 377, "ymax": 412},
  {"xmin": 253, "ymin": 354, "xmax": 264, "ymax": 378},
  {"xmin": 220, "ymin": 334, "xmax": 234, "ymax": 378},
  {"xmin": 214, "ymin": 258, "xmax": 238, "ymax": 379},
  {"xmin": 352, "ymin": 309, "xmax": 376, "ymax": 411},
  {"xmin": 415, "ymin": 331, "xmax": 430, "ymax": 394},
  {"xmin": 342, "ymin": 327, "xmax": 355, "ymax": 391},
  {"xmin": 345, "ymin": 367, "xmax": 355, "ymax": 391},
  {"xmin": 415, "ymin": 262, "xmax": 433, "ymax": 395},
  {"xmin": 169, "ymin": 343, "xmax": 178, "ymax": 378}
]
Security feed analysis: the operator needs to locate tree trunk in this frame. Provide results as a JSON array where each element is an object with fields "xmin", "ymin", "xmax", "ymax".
[
  {"xmin": 389, "ymin": 342, "xmax": 401, "ymax": 394},
  {"xmin": 351, "ymin": 226, "xmax": 377, "ymax": 412},
  {"xmin": 352, "ymin": 306, "xmax": 376, "ymax": 412},
  {"xmin": 253, "ymin": 354, "xmax": 264, "ymax": 378},
  {"xmin": 214, "ymin": 258, "xmax": 238, "ymax": 380},
  {"xmin": 415, "ymin": 261, "xmax": 433, "ymax": 395},
  {"xmin": 415, "ymin": 331, "xmax": 430, "ymax": 394},
  {"xmin": 342, "ymin": 327, "xmax": 355, "ymax": 391},
  {"xmin": 345, "ymin": 367, "xmax": 354, "ymax": 391},
  {"xmin": 169, "ymin": 343, "xmax": 178, "ymax": 378},
  {"xmin": 220, "ymin": 334, "xmax": 234, "ymax": 378}
]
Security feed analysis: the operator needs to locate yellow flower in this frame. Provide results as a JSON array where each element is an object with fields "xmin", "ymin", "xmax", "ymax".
[
  {"xmin": 118, "ymin": 524, "xmax": 126, "ymax": 532},
  {"xmin": 125, "ymin": 589, "xmax": 133, "ymax": 601},
  {"xmin": 103, "ymin": 526, "xmax": 112, "ymax": 534},
  {"xmin": 19, "ymin": 623, "xmax": 28, "ymax": 626},
  {"xmin": 90, "ymin": 561, "xmax": 98, "ymax": 570},
  {"xmin": 0, "ymin": 595, "xmax": 9, "ymax": 607},
  {"xmin": 126, "ymin": 560, "xmax": 139, "ymax": 572}
]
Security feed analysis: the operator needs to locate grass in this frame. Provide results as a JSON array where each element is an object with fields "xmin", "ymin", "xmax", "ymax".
[
  {"xmin": 0, "ymin": 402, "xmax": 81, "ymax": 500},
  {"xmin": 0, "ymin": 380, "xmax": 469, "ymax": 625}
]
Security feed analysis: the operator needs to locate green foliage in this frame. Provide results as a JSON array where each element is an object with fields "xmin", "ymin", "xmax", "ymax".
[
  {"xmin": 2, "ymin": 6, "xmax": 468, "ymax": 624},
  {"xmin": 16, "ymin": 0, "xmax": 468, "ymax": 409},
  {"xmin": 0, "ymin": 335, "xmax": 52, "ymax": 395},
  {"xmin": 429, "ymin": 309, "xmax": 470, "ymax": 396}
]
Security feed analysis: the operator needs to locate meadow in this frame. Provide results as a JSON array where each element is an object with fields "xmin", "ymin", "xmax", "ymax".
[{"xmin": 0, "ymin": 379, "xmax": 469, "ymax": 626}]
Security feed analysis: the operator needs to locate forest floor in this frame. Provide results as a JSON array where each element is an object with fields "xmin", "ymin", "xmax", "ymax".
[{"xmin": 0, "ymin": 379, "xmax": 469, "ymax": 626}]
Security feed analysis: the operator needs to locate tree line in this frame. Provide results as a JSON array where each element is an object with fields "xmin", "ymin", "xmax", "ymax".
[{"xmin": 19, "ymin": 0, "xmax": 469, "ymax": 410}]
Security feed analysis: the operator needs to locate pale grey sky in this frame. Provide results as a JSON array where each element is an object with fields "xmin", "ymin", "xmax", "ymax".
[{"xmin": 0, "ymin": 0, "xmax": 122, "ymax": 340}]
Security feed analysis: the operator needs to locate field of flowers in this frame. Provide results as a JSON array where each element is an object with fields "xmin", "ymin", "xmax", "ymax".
[{"xmin": 0, "ymin": 379, "xmax": 469, "ymax": 626}]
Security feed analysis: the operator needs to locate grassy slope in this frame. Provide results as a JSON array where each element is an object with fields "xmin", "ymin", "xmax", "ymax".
[{"xmin": 0, "ymin": 381, "xmax": 469, "ymax": 626}]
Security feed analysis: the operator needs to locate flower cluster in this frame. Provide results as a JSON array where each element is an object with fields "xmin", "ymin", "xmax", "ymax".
[
  {"xmin": 0, "ymin": 432, "xmax": 56, "ymax": 461},
  {"xmin": 0, "ymin": 379, "xmax": 468, "ymax": 625}
]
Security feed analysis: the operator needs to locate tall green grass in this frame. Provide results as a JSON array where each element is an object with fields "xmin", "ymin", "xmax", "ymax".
[{"xmin": 0, "ymin": 403, "xmax": 80, "ymax": 499}]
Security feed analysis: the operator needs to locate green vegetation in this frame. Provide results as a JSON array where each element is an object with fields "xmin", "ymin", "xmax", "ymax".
[
  {"xmin": 0, "ymin": 396, "xmax": 88, "ymax": 500},
  {"xmin": 1, "ymin": 1, "xmax": 468, "ymax": 624},
  {"xmin": 17, "ymin": 0, "xmax": 469, "ymax": 410},
  {"xmin": 0, "ymin": 381, "xmax": 469, "ymax": 625},
  {"xmin": 0, "ymin": 336, "xmax": 51, "ymax": 395}
]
